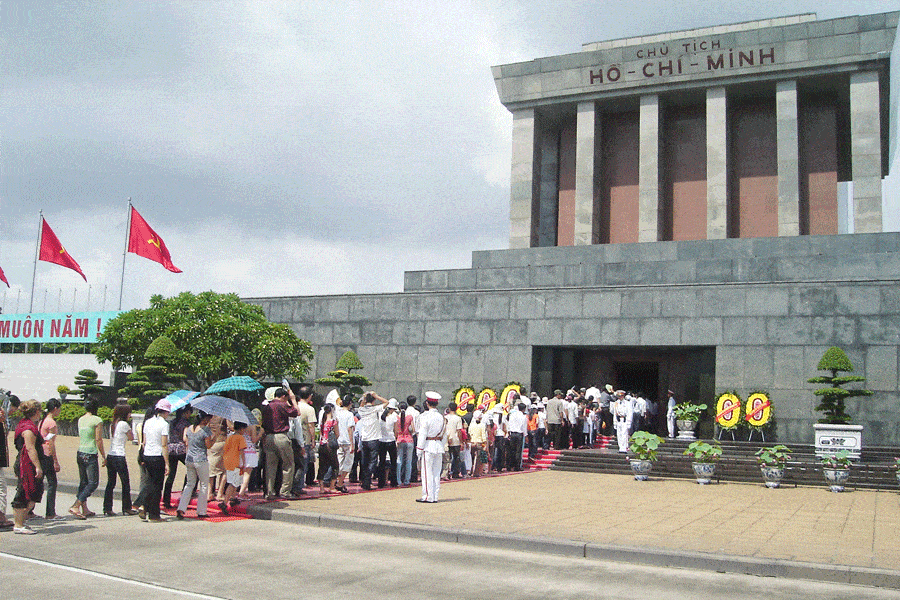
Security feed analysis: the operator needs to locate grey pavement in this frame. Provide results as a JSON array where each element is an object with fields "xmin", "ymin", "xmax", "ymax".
[
  {"xmin": 3, "ymin": 488, "xmax": 900, "ymax": 600},
  {"xmin": 6, "ymin": 435, "xmax": 900, "ymax": 590}
]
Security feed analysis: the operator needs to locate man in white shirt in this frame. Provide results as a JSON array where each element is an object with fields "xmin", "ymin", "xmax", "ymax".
[
  {"xmin": 666, "ymin": 390, "xmax": 678, "ymax": 438},
  {"xmin": 506, "ymin": 402, "xmax": 528, "ymax": 471},
  {"xmin": 565, "ymin": 393, "xmax": 580, "ymax": 449},
  {"xmin": 445, "ymin": 403, "xmax": 465, "ymax": 479},
  {"xmin": 334, "ymin": 395, "xmax": 356, "ymax": 492},
  {"xmin": 631, "ymin": 394, "xmax": 648, "ymax": 434},
  {"xmin": 612, "ymin": 390, "xmax": 633, "ymax": 453},
  {"xmin": 416, "ymin": 391, "xmax": 445, "ymax": 503},
  {"xmin": 357, "ymin": 391, "xmax": 388, "ymax": 490},
  {"xmin": 291, "ymin": 385, "xmax": 317, "ymax": 495},
  {"xmin": 491, "ymin": 408, "xmax": 507, "ymax": 472},
  {"xmin": 405, "ymin": 395, "xmax": 421, "ymax": 483},
  {"xmin": 545, "ymin": 390, "xmax": 564, "ymax": 450},
  {"xmin": 141, "ymin": 398, "xmax": 171, "ymax": 521}
]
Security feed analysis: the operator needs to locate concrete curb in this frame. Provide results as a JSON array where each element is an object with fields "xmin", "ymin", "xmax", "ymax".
[
  {"xmin": 14, "ymin": 476, "xmax": 900, "ymax": 589},
  {"xmin": 248, "ymin": 503, "xmax": 900, "ymax": 590}
]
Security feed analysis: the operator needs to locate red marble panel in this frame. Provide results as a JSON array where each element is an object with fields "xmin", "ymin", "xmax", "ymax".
[
  {"xmin": 602, "ymin": 111, "xmax": 640, "ymax": 244},
  {"xmin": 664, "ymin": 106, "xmax": 707, "ymax": 241},
  {"xmin": 730, "ymin": 101, "xmax": 777, "ymax": 238},
  {"xmin": 557, "ymin": 116, "xmax": 577, "ymax": 246},
  {"xmin": 800, "ymin": 100, "xmax": 838, "ymax": 236}
]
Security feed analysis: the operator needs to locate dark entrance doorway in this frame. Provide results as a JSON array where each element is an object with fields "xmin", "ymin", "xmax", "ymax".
[
  {"xmin": 614, "ymin": 361, "xmax": 659, "ymax": 398},
  {"xmin": 531, "ymin": 345, "xmax": 715, "ymax": 407}
]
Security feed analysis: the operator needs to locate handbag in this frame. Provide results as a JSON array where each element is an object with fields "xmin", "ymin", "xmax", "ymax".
[{"xmin": 327, "ymin": 425, "xmax": 339, "ymax": 450}]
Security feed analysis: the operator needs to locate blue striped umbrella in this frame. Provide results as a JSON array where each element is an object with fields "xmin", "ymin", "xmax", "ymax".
[
  {"xmin": 191, "ymin": 395, "xmax": 258, "ymax": 426},
  {"xmin": 203, "ymin": 375, "xmax": 264, "ymax": 395},
  {"xmin": 162, "ymin": 389, "xmax": 200, "ymax": 412}
]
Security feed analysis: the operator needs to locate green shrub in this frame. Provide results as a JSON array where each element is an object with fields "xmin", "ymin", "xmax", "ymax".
[
  {"xmin": 97, "ymin": 406, "xmax": 114, "ymax": 423},
  {"xmin": 629, "ymin": 430, "xmax": 664, "ymax": 461},
  {"xmin": 57, "ymin": 402, "xmax": 86, "ymax": 423}
]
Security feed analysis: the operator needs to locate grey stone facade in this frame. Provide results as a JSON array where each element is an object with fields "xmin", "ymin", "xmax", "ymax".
[
  {"xmin": 494, "ymin": 11, "xmax": 898, "ymax": 246},
  {"xmin": 246, "ymin": 11, "xmax": 900, "ymax": 449},
  {"xmin": 248, "ymin": 232, "xmax": 900, "ymax": 446}
]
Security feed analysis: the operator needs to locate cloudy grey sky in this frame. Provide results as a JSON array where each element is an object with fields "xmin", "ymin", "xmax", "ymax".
[{"xmin": 1, "ymin": 0, "xmax": 897, "ymax": 313}]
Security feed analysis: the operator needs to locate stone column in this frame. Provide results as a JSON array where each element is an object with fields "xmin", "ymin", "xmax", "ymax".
[
  {"xmin": 850, "ymin": 71, "xmax": 883, "ymax": 234},
  {"xmin": 574, "ymin": 101, "xmax": 600, "ymax": 245},
  {"xmin": 706, "ymin": 87, "xmax": 728, "ymax": 239},
  {"xmin": 537, "ymin": 127, "xmax": 559, "ymax": 247},
  {"xmin": 509, "ymin": 109, "xmax": 540, "ymax": 248},
  {"xmin": 776, "ymin": 80, "xmax": 800, "ymax": 236},
  {"xmin": 639, "ymin": 94, "xmax": 662, "ymax": 242}
]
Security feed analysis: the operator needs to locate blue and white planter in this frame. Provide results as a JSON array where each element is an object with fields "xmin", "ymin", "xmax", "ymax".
[
  {"xmin": 823, "ymin": 467, "xmax": 850, "ymax": 492},
  {"xmin": 692, "ymin": 462, "xmax": 716, "ymax": 484},
  {"xmin": 630, "ymin": 459, "xmax": 653, "ymax": 481},
  {"xmin": 760, "ymin": 465, "xmax": 785, "ymax": 488}
]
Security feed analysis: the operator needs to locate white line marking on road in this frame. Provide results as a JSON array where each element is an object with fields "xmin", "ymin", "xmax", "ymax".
[{"xmin": 1, "ymin": 552, "xmax": 232, "ymax": 600}]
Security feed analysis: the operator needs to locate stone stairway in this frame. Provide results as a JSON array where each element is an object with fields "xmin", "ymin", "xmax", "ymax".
[{"xmin": 550, "ymin": 439, "xmax": 900, "ymax": 491}]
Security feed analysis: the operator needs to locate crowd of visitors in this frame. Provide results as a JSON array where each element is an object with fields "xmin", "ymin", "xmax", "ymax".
[{"xmin": 0, "ymin": 381, "xmax": 664, "ymax": 529}]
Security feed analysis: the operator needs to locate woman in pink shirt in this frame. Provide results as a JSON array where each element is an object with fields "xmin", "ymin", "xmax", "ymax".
[
  {"xmin": 38, "ymin": 399, "xmax": 62, "ymax": 519},
  {"xmin": 394, "ymin": 402, "xmax": 415, "ymax": 487}
]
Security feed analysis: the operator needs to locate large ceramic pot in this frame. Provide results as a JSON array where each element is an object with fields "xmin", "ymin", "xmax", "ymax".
[
  {"xmin": 823, "ymin": 467, "xmax": 850, "ymax": 492},
  {"xmin": 630, "ymin": 459, "xmax": 653, "ymax": 481},
  {"xmin": 760, "ymin": 465, "xmax": 785, "ymax": 488},
  {"xmin": 692, "ymin": 462, "xmax": 716, "ymax": 484},
  {"xmin": 676, "ymin": 420, "xmax": 697, "ymax": 440}
]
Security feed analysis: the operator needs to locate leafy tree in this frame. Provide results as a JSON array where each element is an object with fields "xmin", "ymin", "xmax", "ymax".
[
  {"xmin": 315, "ymin": 350, "xmax": 371, "ymax": 399},
  {"xmin": 94, "ymin": 291, "xmax": 314, "ymax": 388},
  {"xmin": 74, "ymin": 369, "xmax": 104, "ymax": 398},
  {"xmin": 808, "ymin": 347, "xmax": 873, "ymax": 424},
  {"xmin": 121, "ymin": 335, "xmax": 186, "ymax": 408}
]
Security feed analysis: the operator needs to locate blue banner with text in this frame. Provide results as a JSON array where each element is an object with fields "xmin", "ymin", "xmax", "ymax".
[{"xmin": 0, "ymin": 311, "xmax": 123, "ymax": 343}]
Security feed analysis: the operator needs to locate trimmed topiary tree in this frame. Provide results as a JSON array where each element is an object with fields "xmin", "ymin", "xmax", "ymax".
[
  {"xmin": 73, "ymin": 369, "xmax": 104, "ymax": 399},
  {"xmin": 315, "ymin": 350, "xmax": 372, "ymax": 400},
  {"xmin": 122, "ymin": 335, "xmax": 186, "ymax": 408},
  {"xmin": 808, "ymin": 347, "xmax": 873, "ymax": 424}
]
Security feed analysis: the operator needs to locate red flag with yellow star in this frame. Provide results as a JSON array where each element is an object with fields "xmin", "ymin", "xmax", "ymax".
[
  {"xmin": 0, "ymin": 265, "xmax": 8, "ymax": 287},
  {"xmin": 39, "ymin": 218, "xmax": 87, "ymax": 281},
  {"xmin": 127, "ymin": 207, "xmax": 182, "ymax": 273}
]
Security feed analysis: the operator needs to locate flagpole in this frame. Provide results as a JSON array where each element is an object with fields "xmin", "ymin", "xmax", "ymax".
[
  {"xmin": 118, "ymin": 198, "xmax": 132, "ymax": 310},
  {"xmin": 29, "ymin": 211, "xmax": 42, "ymax": 313}
]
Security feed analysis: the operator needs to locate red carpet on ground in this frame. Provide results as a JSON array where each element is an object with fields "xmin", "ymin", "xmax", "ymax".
[{"xmin": 164, "ymin": 447, "xmax": 562, "ymax": 520}]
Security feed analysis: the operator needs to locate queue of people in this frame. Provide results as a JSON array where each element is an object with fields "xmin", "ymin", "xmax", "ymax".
[
  {"xmin": 2, "ymin": 384, "xmax": 595, "ymax": 529},
  {"xmin": 544, "ymin": 384, "xmax": 662, "ymax": 453}
]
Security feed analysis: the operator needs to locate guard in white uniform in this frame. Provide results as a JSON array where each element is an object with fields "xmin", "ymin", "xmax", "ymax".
[
  {"xmin": 666, "ymin": 390, "xmax": 677, "ymax": 438},
  {"xmin": 416, "ymin": 391, "xmax": 446, "ymax": 503},
  {"xmin": 612, "ymin": 390, "xmax": 633, "ymax": 453}
]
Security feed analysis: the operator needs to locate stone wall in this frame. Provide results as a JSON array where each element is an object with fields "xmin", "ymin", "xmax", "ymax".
[
  {"xmin": 247, "ymin": 232, "xmax": 900, "ymax": 445},
  {"xmin": 0, "ymin": 353, "xmax": 116, "ymax": 402}
]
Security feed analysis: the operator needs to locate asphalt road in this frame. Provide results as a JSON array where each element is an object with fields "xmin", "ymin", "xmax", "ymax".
[{"xmin": 0, "ymin": 491, "xmax": 897, "ymax": 600}]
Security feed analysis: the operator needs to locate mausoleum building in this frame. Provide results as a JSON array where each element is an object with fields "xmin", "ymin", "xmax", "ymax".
[{"xmin": 249, "ymin": 11, "xmax": 900, "ymax": 445}]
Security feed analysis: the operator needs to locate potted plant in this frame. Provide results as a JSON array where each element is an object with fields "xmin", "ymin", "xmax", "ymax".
[
  {"xmin": 808, "ymin": 347, "xmax": 872, "ymax": 459},
  {"xmin": 672, "ymin": 402, "xmax": 707, "ymax": 440},
  {"xmin": 56, "ymin": 385, "xmax": 71, "ymax": 400},
  {"xmin": 683, "ymin": 440, "xmax": 722, "ymax": 484},
  {"xmin": 628, "ymin": 430, "xmax": 664, "ymax": 481},
  {"xmin": 755, "ymin": 444, "xmax": 791, "ymax": 488},
  {"xmin": 820, "ymin": 449, "xmax": 853, "ymax": 492}
]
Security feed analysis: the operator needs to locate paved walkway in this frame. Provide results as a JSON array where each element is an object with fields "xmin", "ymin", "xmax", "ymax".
[{"xmin": 11, "ymin": 435, "xmax": 900, "ymax": 587}]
